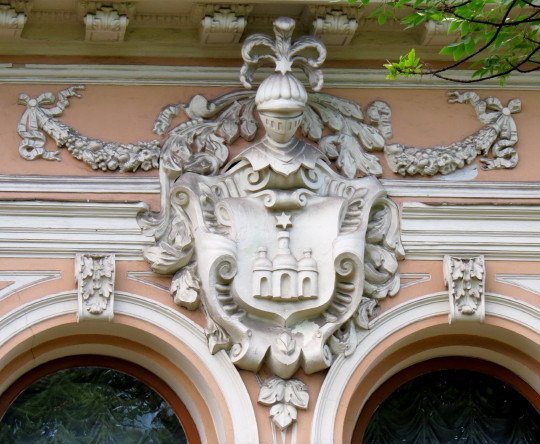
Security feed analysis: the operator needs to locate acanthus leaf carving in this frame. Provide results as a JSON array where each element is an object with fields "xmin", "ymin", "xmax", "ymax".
[
  {"xmin": 199, "ymin": 4, "xmax": 252, "ymax": 44},
  {"xmin": 83, "ymin": 2, "xmax": 133, "ymax": 42},
  {"xmin": 141, "ymin": 17, "xmax": 404, "ymax": 380},
  {"xmin": 309, "ymin": 6, "xmax": 360, "ymax": 47},
  {"xmin": 444, "ymin": 255, "xmax": 486, "ymax": 323},
  {"xmin": 385, "ymin": 91, "xmax": 521, "ymax": 176},
  {"xmin": 75, "ymin": 253, "xmax": 115, "ymax": 321}
]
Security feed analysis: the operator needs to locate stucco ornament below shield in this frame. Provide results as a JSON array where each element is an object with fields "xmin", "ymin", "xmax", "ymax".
[{"xmin": 141, "ymin": 17, "xmax": 403, "ymax": 379}]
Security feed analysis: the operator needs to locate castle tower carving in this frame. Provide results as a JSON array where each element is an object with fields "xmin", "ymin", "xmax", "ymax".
[{"xmin": 252, "ymin": 214, "xmax": 319, "ymax": 301}]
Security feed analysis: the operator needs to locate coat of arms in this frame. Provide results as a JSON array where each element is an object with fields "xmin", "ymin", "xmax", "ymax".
[{"xmin": 140, "ymin": 17, "xmax": 403, "ymax": 380}]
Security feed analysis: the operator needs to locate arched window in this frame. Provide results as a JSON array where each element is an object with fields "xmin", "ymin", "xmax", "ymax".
[
  {"xmin": 361, "ymin": 359, "xmax": 540, "ymax": 443},
  {"xmin": 0, "ymin": 356, "xmax": 199, "ymax": 444}
]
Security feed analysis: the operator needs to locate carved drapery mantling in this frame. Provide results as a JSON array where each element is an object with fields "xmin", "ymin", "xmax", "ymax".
[{"xmin": 141, "ymin": 18, "xmax": 404, "ymax": 382}]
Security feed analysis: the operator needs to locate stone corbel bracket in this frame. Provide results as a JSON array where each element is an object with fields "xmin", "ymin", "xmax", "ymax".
[
  {"xmin": 76, "ymin": 253, "xmax": 116, "ymax": 321},
  {"xmin": 444, "ymin": 255, "xmax": 485, "ymax": 323},
  {"xmin": 307, "ymin": 5, "xmax": 362, "ymax": 46},
  {"xmin": 199, "ymin": 4, "xmax": 253, "ymax": 45},
  {"xmin": 0, "ymin": 1, "xmax": 30, "ymax": 39},
  {"xmin": 420, "ymin": 20, "xmax": 460, "ymax": 46},
  {"xmin": 82, "ymin": 1, "xmax": 135, "ymax": 42}
]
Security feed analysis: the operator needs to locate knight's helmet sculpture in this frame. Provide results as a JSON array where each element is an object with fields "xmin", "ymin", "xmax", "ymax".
[{"xmin": 142, "ymin": 16, "xmax": 403, "ymax": 380}]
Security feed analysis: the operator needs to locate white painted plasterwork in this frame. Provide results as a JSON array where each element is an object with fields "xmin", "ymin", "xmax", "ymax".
[
  {"xmin": 401, "ymin": 203, "xmax": 540, "ymax": 261},
  {"xmin": 3, "ymin": 175, "xmax": 540, "ymax": 200},
  {"xmin": 75, "ymin": 253, "xmax": 115, "ymax": 321},
  {"xmin": 0, "ymin": 201, "xmax": 151, "ymax": 259},
  {"xmin": 311, "ymin": 291, "xmax": 540, "ymax": 444},
  {"xmin": 2, "ymin": 64, "xmax": 540, "ymax": 89},
  {"xmin": 495, "ymin": 274, "xmax": 540, "ymax": 296},
  {"xmin": 444, "ymin": 255, "xmax": 485, "ymax": 323},
  {"xmin": 0, "ymin": 290, "xmax": 258, "ymax": 444},
  {"xmin": 141, "ymin": 17, "xmax": 403, "ymax": 380},
  {"xmin": 199, "ymin": 4, "xmax": 252, "ymax": 44},
  {"xmin": 0, "ymin": 270, "xmax": 61, "ymax": 301},
  {"xmin": 1, "ymin": 201, "xmax": 540, "ymax": 261}
]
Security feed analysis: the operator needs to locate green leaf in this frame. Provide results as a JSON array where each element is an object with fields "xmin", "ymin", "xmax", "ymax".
[
  {"xmin": 448, "ymin": 20, "xmax": 461, "ymax": 34},
  {"xmin": 378, "ymin": 13, "xmax": 387, "ymax": 25}
]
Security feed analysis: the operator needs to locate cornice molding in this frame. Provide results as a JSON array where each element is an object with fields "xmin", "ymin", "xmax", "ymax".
[
  {"xmin": 1, "ymin": 64, "xmax": 539, "ymax": 89},
  {"xmin": 3, "ymin": 175, "xmax": 540, "ymax": 200},
  {"xmin": 0, "ymin": 200, "xmax": 539, "ymax": 261},
  {"xmin": 0, "ymin": 201, "xmax": 150, "ymax": 259},
  {"xmin": 402, "ymin": 203, "xmax": 540, "ymax": 261}
]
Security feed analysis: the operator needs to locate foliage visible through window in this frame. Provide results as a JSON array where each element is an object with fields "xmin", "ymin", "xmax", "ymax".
[
  {"xmin": 364, "ymin": 369, "xmax": 540, "ymax": 443},
  {"xmin": 0, "ymin": 367, "xmax": 187, "ymax": 444}
]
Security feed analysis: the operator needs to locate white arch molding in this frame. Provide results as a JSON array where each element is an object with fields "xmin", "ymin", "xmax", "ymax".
[
  {"xmin": 311, "ymin": 292, "xmax": 540, "ymax": 444},
  {"xmin": 0, "ymin": 290, "xmax": 259, "ymax": 444}
]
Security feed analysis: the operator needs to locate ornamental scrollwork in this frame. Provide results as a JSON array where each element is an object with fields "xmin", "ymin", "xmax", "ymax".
[{"xmin": 141, "ymin": 17, "xmax": 404, "ymax": 381}]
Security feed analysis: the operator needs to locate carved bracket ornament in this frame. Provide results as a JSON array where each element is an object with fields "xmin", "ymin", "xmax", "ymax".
[
  {"xmin": 75, "ymin": 253, "xmax": 115, "ymax": 321},
  {"xmin": 444, "ymin": 255, "xmax": 485, "ymax": 323}
]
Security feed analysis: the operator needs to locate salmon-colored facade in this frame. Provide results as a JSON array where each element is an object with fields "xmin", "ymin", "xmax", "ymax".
[{"xmin": 0, "ymin": 2, "xmax": 539, "ymax": 443}]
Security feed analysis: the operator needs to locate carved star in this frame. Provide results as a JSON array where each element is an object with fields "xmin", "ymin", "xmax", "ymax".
[
  {"xmin": 275, "ymin": 212, "xmax": 292, "ymax": 230},
  {"xmin": 275, "ymin": 58, "xmax": 293, "ymax": 74}
]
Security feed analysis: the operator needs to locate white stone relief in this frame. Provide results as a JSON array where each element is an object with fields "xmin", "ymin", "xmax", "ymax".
[
  {"xmin": 83, "ymin": 2, "xmax": 132, "ymax": 42},
  {"xmin": 141, "ymin": 17, "xmax": 404, "ymax": 380},
  {"xmin": 17, "ymin": 86, "xmax": 160, "ymax": 171},
  {"xmin": 309, "ymin": 6, "xmax": 360, "ymax": 46},
  {"xmin": 444, "ymin": 255, "xmax": 485, "ymax": 323},
  {"xmin": 258, "ymin": 376, "xmax": 308, "ymax": 440},
  {"xmin": 0, "ymin": 2, "xmax": 27, "ymax": 39},
  {"xmin": 76, "ymin": 253, "xmax": 115, "ymax": 321},
  {"xmin": 199, "ymin": 4, "xmax": 252, "ymax": 44},
  {"xmin": 386, "ymin": 91, "xmax": 521, "ymax": 176}
]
